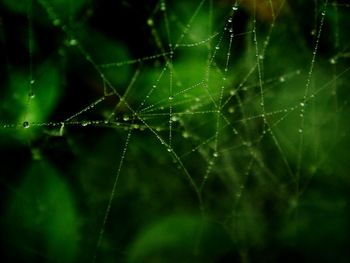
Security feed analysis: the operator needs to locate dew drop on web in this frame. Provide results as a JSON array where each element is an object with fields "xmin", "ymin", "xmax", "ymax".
[{"xmin": 23, "ymin": 121, "xmax": 30, "ymax": 129}]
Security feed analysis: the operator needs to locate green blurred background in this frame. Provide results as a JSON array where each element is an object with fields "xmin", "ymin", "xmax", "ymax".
[{"xmin": 0, "ymin": 0, "xmax": 349, "ymax": 262}]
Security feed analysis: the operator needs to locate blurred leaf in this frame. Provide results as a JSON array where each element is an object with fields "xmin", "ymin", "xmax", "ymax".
[
  {"xmin": 5, "ymin": 160, "xmax": 80, "ymax": 262},
  {"xmin": 128, "ymin": 214, "xmax": 233, "ymax": 263},
  {"xmin": 3, "ymin": 61, "xmax": 60, "ymax": 123}
]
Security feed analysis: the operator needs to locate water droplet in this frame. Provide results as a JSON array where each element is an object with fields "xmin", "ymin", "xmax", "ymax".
[
  {"xmin": 182, "ymin": 131, "xmax": 189, "ymax": 138},
  {"xmin": 167, "ymin": 148, "xmax": 172, "ymax": 152},
  {"xmin": 279, "ymin": 76, "xmax": 285, "ymax": 82},
  {"xmin": 31, "ymin": 148, "xmax": 41, "ymax": 160},
  {"xmin": 329, "ymin": 58, "xmax": 337, "ymax": 64},
  {"xmin": 232, "ymin": 6, "xmax": 238, "ymax": 11},
  {"xmin": 23, "ymin": 121, "xmax": 30, "ymax": 128},
  {"xmin": 53, "ymin": 19, "xmax": 61, "ymax": 26},
  {"xmin": 300, "ymin": 102, "xmax": 305, "ymax": 107},
  {"xmin": 123, "ymin": 115, "xmax": 130, "ymax": 121},
  {"xmin": 229, "ymin": 28, "xmax": 233, "ymax": 33},
  {"xmin": 30, "ymin": 79, "xmax": 35, "ymax": 85},
  {"xmin": 228, "ymin": 107, "xmax": 235, "ymax": 113},
  {"xmin": 147, "ymin": 18, "xmax": 154, "ymax": 26},
  {"xmin": 28, "ymin": 91, "xmax": 35, "ymax": 99},
  {"xmin": 160, "ymin": 2, "xmax": 166, "ymax": 11},
  {"xmin": 69, "ymin": 39, "xmax": 78, "ymax": 46},
  {"xmin": 243, "ymin": 141, "xmax": 252, "ymax": 147},
  {"xmin": 82, "ymin": 121, "xmax": 89, "ymax": 127},
  {"xmin": 229, "ymin": 90, "xmax": 236, "ymax": 96},
  {"xmin": 298, "ymin": 129, "xmax": 303, "ymax": 133},
  {"xmin": 168, "ymin": 96, "xmax": 173, "ymax": 100},
  {"xmin": 215, "ymin": 46, "xmax": 220, "ymax": 50},
  {"xmin": 228, "ymin": 18, "xmax": 232, "ymax": 23},
  {"xmin": 213, "ymin": 152, "xmax": 219, "ymax": 158}
]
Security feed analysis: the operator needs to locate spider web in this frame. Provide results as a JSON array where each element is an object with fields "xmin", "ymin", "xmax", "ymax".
[{"xmin": 1, "ymin": 0, "xmax": 350, "ymax": 262}]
